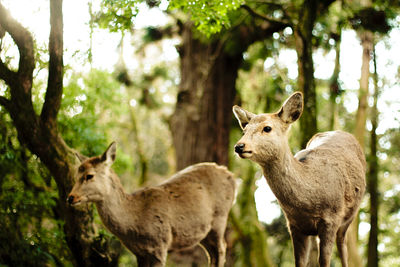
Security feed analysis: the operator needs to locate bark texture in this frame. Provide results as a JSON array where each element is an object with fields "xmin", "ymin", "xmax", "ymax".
[
  {"xmin": 329, "ymin": 30, "xmax": 341, "ymax": 131},
  {"xmin": 367, "ymin": 46, "xmax": 379, "ymax": 267},
  {"xmin": 0, "ymin": 2, "xmax": 120, "ymax": 266},
  {"xmin": 292, "ymin": 0, "xmax": 336, "ymax": 147},
  {"xmin": 347, "ymin": 29, "xmax": 374, "ymax": 267},
  {"xmin": 170, "ymin": 18, "xmax": 287, "ymax": 266},
  {"xmin": 293, "ymin": 0, "xmax": 318, "ymax": 148},
  {"xmin": 171, "ymin": 20, "xmax": 287, "ymax": 170},
  {"xmin": 170, "ymin": 24, "xmax": 240, "ymax": 170}
]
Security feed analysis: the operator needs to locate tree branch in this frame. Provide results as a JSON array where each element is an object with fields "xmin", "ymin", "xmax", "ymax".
[
  {"xmin": 41, "ymin": 0, "xmax": 64, "ymax": 127},
  {"xmin": 0, "ymin": 2, "xmax": 35, "ymax": 90},
  {"xmin": 0, "ymin": 95, "xmax": 11, "ymax": 110},
  {"xmin": 0, "ymin": 58, "xmax": 17, "ymax": 88},
  {"xmin": 241, "ymin": 4, "xmax": 291, "ymax": 26}
]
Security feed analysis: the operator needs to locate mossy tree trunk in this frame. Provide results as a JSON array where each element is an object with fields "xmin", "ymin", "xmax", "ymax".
[
  {"xmin": 347, "ymin": 29, "xmax": 374, "ymax": 267},
  {"xmin": 293, "ymin": 0, "xmax": 318, "ymax": 148},
  {"xmin": 170, "ymin": 19, "xmax": 287, "ymax": 266},
  {"xmin": 367, "ymin": 45, "xmax": 379, "ymax": 267},
  {"xmin": 170, "ymin": 23, "xmax": 242, "ymax": 171},
  {"xmin": 230, "ymin": 164, "xmax": 275, "ymax": 267},
  {"xmin": 329, "ymin": 29, "xmax": 342, "ymax": 131},
  {"xmin": 171, "ymin": 18, "xmax": 288, "ymax": 170}
]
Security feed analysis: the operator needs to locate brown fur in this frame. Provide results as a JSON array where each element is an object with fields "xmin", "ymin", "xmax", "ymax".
[
  {"xmin": 68, "ymin": 143, "xmax": 236, "ymax": 267},
  {"xmin": 233, "ymin": 92, "xmax": 366, "ymax": 267}
]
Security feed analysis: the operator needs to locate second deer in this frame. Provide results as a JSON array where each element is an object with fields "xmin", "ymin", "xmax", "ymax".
[
  {"xmin": 67, "ymin": 142, "xmax": 236, "ymax": 267},
  {"xmin": 233, "ymin": 92, "xmax": 366, "ymax": 267}
]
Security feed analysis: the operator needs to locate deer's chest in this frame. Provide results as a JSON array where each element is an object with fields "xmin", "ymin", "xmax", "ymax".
[{"xmin": 282, "ymin": 206, "xmax": 320, "ymax": 236}]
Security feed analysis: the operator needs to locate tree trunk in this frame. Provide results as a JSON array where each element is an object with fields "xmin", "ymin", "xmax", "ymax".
[
  {"xmin": 171, "ymin": 15, "xmax": 288, "ymax": 170},
  {"xmin": 168, "ymin": 22, "xmax": 244, "ymax": 266},
  {"xmin": 170, "ymin": 24, "xmax": 242, "ymax": 170},
  {"xmin": 347, "ymin": 30, "xmax": 373, "ymax": 267},
  {"xmin": 230, "ymin": 164, "xmax": 275, "ymax": 267},
  {"xmin": 170, "ymin": 19, "xmax": 288, "ymax": 265},
  {"xmin": 354, "ymin": 30, "xmax": 373, "ymax": 148},
  {"xmin": 367, "ymin": 45, "xmax": 379, "ymax": 267},
  {"xmin": 329, "ymin": 30, "xmax": 342, "ymax": 131},
  {"xmin": 293, "ymin": 0, "xmax": 318, "ymax": 148},
  {"xmin": 0, "ymin": 1, "xmax": 120, "ymax": 266}
]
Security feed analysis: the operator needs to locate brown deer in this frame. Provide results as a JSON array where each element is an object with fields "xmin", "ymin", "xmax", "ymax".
[
  {"xmin": 233, "ymin": 92, "xmax": 366, "ymax": 267},
  {"xmin": 67, "ymin": 142, "xmax": 236, "ymax": 267}
]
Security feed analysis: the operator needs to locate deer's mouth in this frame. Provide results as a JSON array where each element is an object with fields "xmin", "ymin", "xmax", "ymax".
[
  {"xmin": 238, "ymin": 151, "xmax": 252, "ymax": 158},
  {"xmin": 67, "ymin": 195, "xmax": 86, "ymax": 206},
  {"xmin": 70, "ymin": 200, "xmax": 82, "ymax": 206}
]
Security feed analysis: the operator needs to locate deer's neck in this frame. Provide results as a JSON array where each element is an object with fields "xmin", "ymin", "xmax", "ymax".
[
  {"xmin": 95, "ymin": 173, "xmax": 138, "ymax": 237},
  {"xmin": 260, "ymin": 145, "xmax": 310, "ymax": 211}
]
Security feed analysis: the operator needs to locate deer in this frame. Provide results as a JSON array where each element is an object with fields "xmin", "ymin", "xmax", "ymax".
[
  {"xmin": 233, "ymin": 92, "xmax": 366, "ymax": 267},
  {"xmin": 67, "ymin": 142, "xmax": 236, "ymax": 267}
]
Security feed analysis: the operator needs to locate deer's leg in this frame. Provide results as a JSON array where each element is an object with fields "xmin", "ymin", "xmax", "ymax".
[
  {"xmin": 290, "ymin": 228, "xmax": 311, "ymax": 267},
  {"xmin": 136, "ymin": 251, "xmax": 167, "ymax": 267},
  {"xmin": 136, "ymin": 255, "xmax": 150, "ymax": 267},
  {"xmin": 336, "ymin": 221, "xmax": 351, "ymax": 267},
  {"xmin": 200, "ymin": 229, "xmax": 227, "ymax": 267},
  {"xmin": 318, "ymin": 222, "xmax": 338, "ymax": 267},
  {"xmin": 153, "ymin": 249, "xmax": 168, "ymax": 267}
]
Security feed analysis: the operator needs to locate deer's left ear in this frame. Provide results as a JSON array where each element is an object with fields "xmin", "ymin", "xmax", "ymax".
[
  {"xmin": 277, "ymin": 92, "xmax": 303, "ymax": 124},
  {"xmin": 75, "ymin": 152, "xmax": 87, "ymax": 163},
  {"xmin": 233, "ymin": 105, "xmax": 255, "ymax": 129},
  {"xmin": 101, "ymin": 142, "xmax": 117, "ymax": 165}
]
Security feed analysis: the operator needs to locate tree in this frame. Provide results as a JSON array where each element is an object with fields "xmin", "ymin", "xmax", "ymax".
[
  {"xmin": 367, "ymin": 45, "xmax": 379, "ymax": 267},
  {"xmin": 0, "ymin": 1, "xmax": 119, "ymax": 265},
  {"xmin": 347, "ymin": 2, "xmax": 391, "ymax": 266}
]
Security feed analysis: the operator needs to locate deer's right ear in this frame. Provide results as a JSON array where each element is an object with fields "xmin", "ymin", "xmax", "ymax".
[
  {"xmin": 101, "ymin": 142, "xmax": 117, "ymax": 165},
  {"xmin": 233, "ymin": 105, "xmax": 255, "ymax": 130},
  {"xmin": 277, "ymin": 92, "xmax": 303, "ymax": 124}
]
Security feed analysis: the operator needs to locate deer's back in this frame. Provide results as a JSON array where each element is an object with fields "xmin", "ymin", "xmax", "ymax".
[
  {"xmin": 160, "ymin": 162, "xmax": 236, "ymax": 213},
  {"xmin": 294, "ymin": 130, "xmax": 366, "ymax": 211},
  {"xmin": 302, "ymin": 130, "xmax": 366, "ymax": 171},
  {"xmin": 127, "ymin": 163, "xmax": 235, "ymax": 250}
]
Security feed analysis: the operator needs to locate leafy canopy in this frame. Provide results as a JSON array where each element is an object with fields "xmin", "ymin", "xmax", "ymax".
[
  {"xmin": 169, "ymin": 0, "xmax": 243, "ymax": 35},
  {"xmin": 97, "ymin": 0, "xmax": 243, "ymax": 35}
]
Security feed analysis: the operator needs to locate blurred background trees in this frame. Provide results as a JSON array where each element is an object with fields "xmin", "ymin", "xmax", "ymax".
[{"xmin": 1, "ymin": 0, "xmax": 400, "ymax": 266}]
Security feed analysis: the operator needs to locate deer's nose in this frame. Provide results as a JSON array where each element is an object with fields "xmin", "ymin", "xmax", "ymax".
[
  {"xmin": 234, "ymin": 143, "xmax": 245, "ymax": 153},
  {"xmin": 67, "ymin": 195, "xmax": 74, "ymax": 205}
]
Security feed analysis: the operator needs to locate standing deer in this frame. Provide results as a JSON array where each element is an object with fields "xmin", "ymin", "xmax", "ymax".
[
  {"xmin": 67, "ymin": 142, "xmax": 236, "ymax": 267},
  {"xmin": 233, "ymin": 92, "xmax": 366, "ymax": 267}
]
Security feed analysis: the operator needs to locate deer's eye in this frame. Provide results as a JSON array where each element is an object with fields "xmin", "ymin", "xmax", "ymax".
[
  {"xmin": 86, "ymin": 174, "xmax": 94, "ymax": 180},
  {"xmin": 263, "ymin": 126, "xmax": 272, "ymax": 133}
]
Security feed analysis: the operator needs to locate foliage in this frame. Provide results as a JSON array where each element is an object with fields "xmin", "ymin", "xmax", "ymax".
[
  {"xmin": 59, "ymin": 69, "xmax": 124, "ymax": 156},
  {"xmin": 0, "ymin": 112, "xmax": 70, "ymax": 266},
  {"xmin": 96, "ymin": 0, "xmax": 243, "ymax": 36},
  {"xmin": 168, "ymin": 0, "xmax": 243, "ymax": 36},
  {"xmin": 95, "ymin": 0, "xmax": 140, "ymax": 32}
]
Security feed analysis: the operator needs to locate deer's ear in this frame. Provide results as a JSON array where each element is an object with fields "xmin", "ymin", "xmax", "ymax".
[
  {"xmin": 75, "ymin": 152, "xmax": 87, "ymax": 163},
  {"xmin": 277, "ymin": 92, "xmax": 303, "ymax": 124},
  {"xmin": 101, "ymin": 142, "xmax": 117, "ymax": 165},
  {"xmin": 233, "ymin": 105, "xmax": 255, "ymax": 130}
]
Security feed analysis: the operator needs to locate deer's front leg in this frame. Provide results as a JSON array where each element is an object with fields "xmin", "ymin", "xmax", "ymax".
[
  {"xmin": 290, "ymin": 227, "xmax": 311, "ymax": 267},
  {"xmin": 318, "ymin": 222, "xmax": 338, "ymax": 267}
]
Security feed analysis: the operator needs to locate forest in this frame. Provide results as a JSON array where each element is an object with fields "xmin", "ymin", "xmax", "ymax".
[{"xmin": 0, "ymin": 0, "xmax": 400, "ymax": 266}]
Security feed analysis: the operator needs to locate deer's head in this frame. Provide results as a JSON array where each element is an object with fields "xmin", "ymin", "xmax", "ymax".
[
  {"xmin": 67, "ymin": 142, "xmax": 117, "ymax": 206},
  {"xmin": 233, "ymin": 92, "xmax": 303, "ymax": 164}
]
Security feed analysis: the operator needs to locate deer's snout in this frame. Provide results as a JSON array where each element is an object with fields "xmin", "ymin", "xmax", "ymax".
[
  {"xmin": 67, "ymin": 194, "xmax": 82, "ymax": 206},
  {"xmin": 234, "ymin": 142, "xmax": 253, "ymax": 159},
  {"xmin": 234, "ymin": 143, "xmax": 245, "ymax": 153}
]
